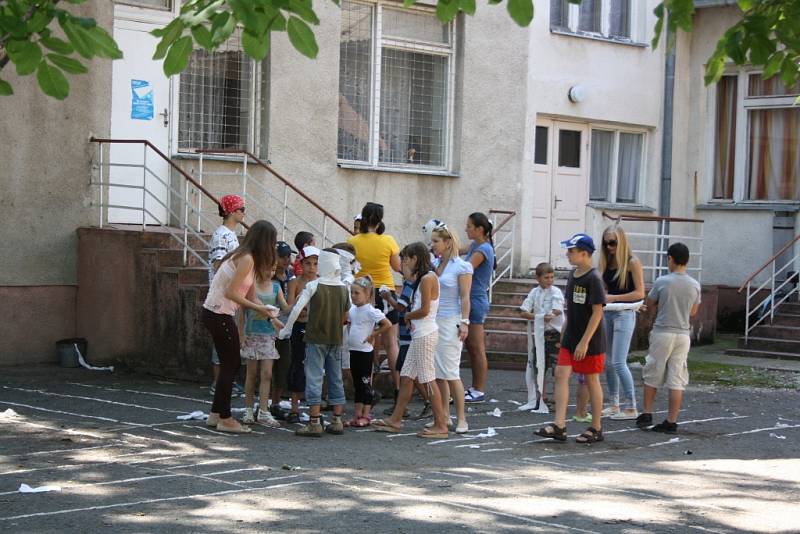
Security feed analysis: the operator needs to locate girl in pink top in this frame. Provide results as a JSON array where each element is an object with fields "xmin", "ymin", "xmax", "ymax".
[{"xmin": 203, "ymin": 220, "xmax": 278, "ymax": 434}]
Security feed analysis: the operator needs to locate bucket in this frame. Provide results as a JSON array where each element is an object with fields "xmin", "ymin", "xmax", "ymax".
[{"xmin": 56, "ymin": 338, "xmax": 87, "ymax": 368}]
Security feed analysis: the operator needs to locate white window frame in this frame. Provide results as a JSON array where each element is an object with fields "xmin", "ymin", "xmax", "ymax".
[
  {"xmin": 552, "ymin": 0, "xmax": 645, "ymax": 45},
  {"xmin": 337, "ymin": 0, "xmax": 457, "ymax": 174},
  {"xmin": 588, "ymin": 126, "xmax": 648, "ymax": 205},
  {"xmin": 706, "ymin": 68, "xmax": 800, "ymax": 204}
]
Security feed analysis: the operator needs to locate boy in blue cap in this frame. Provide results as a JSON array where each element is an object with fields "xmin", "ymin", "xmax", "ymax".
[{"xmin": 536, "ymin": 233, "xmax": 607, "ymax": 443}]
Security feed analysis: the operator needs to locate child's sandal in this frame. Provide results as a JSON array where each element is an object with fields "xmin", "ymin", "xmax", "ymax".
[
  {"xmin": 535, "ymin": 424, "xmax": 567, "ymax": 442},
  {"xmin": 575, "ymin": 427, "xmax": 604, "ymax": 444}
]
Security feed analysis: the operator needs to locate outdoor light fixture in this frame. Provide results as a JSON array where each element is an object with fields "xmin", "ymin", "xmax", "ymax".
[{"xmin": 568, "ymin": 85, "xmax": 586, "ymax": 103}]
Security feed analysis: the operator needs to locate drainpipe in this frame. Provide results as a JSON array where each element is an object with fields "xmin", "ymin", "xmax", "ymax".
[{"xmin": 660, "ymin": 32, "xmax": 676, "ymax": 221}]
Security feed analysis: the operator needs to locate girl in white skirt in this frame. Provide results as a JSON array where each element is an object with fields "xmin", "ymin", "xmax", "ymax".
[
  {"xmin": 241, "ymin": 263, "xmax": 289, "ymax": 427},
  {"xmin": 372, "ymin": 242, "xmax": 450, "ymax": 439}
]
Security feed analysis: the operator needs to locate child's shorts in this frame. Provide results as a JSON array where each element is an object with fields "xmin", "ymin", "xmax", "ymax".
[
  {"xmin": 241, "ymin": 335, "xmax": 279, "ymax": 360},
  {"xmin": 557, "ymin": 347, "xmax": 605, "ymax": 374},
  {"xmin": 642, "ymin": 331, "xmax": 690, "ymax": 390}
]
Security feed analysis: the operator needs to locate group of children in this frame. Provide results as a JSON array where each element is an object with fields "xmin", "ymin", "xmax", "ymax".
[{"xmin": 209, "ymin": 196, "xmax": 700, "ymax": 442}]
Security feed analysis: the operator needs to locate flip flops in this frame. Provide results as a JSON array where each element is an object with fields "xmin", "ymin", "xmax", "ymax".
[
  {"xmin": 371, "ymin": 419, "xmax": 402, "ymax": 433},
  {"xmin": 216, "ymin": 422, "xmax": 252, "ymax": 434}
]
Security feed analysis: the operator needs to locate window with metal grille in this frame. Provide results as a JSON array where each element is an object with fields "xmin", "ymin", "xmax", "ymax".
[
  {"xmin": 337, "ymin": 0, "xmax": 456, "ymax": 171},
  {"xmin": 178, "ymin": 32, "xmax": 264, "ymax": 155},
  {"xmin": 550, "ymin": 0, "xmax": 635, "ymax": 42}
]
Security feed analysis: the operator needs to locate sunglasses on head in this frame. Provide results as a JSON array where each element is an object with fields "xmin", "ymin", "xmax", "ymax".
[{"xmin": 603, "ymin": 240, "xmax": 617, "ymax": 247}]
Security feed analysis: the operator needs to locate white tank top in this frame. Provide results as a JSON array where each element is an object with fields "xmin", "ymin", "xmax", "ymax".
[{"xmin": 410, "ymin": 274, "xmax": 439, "ymax": 339}]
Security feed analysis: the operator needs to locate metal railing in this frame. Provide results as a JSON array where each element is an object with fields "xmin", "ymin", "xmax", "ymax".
[
  {"xmin": 602, "ymin": 212, "xmax": 704, "ymax": 284},
  {"xmin": 488, "ymin": 209, "xmax": 516, "ymax": 301},
  {"xmin": 89, "ymin": 138, "xmax": 240, "ymax": 269},
  {"xmin": 196, "ymin": 149, "xmax": 353, "ymax": 248},
  {"xmin": 739, "ymin": 233, "xmax": 800, "ymax": 341}
]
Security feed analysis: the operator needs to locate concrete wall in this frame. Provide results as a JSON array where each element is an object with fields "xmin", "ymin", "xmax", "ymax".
[{"xmin": 0, "ymin": 2, "xmax": 113, "ymax": 364}]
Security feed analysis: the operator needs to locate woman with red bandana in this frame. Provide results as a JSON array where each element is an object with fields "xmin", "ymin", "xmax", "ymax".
[{"xmin": 208, "ymin": 195, "xmax": 247, "ymax": 395}]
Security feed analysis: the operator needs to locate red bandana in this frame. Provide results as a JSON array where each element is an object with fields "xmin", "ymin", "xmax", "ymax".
[{"xmin": 220, "ymin": 195, "xmax": 244, "ymax": 215}]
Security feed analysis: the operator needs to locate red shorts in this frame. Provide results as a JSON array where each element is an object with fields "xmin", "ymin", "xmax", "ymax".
[{"xmin": 557, "ymin": 347, "xmax": 605, "ymax": 374}]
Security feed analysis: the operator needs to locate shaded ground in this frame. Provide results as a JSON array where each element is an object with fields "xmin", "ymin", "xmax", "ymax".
[{"xmin": 1, "ymin": 361, "xmax": 799, "ymax": 533}]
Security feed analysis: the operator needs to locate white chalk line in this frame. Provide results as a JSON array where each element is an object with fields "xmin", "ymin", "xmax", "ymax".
[
  {"xmin": 324, "ymin": 479, "xmax": 600, "ymax": 533},
  {"xmin": 723, "ymin": 423, "xmax": 800, "ymax": 437},
  {"xmin": 427, "ymin": 470, "xmax": 472, "ymax": 479},
  {"xmin": 0, "ymin": 480, "xmax": 316, "ymax": 522},
  {"xmin": 67, "ymin": 382, "xmax": 212, "ymax": 405},
  {"xmin": 0, "ymin": 400, "xmax": 124, "ymax": 424},
  {"xmin": 0, "ymin": 418, "xmax": 110, "ymax": 440},
  {"xmin": 231, "ymin": 474, "xmax": 301, "ymax": 484},
  {"xmin": 3, "ymin": 385, "xmax": 186, "ymax": 415}
]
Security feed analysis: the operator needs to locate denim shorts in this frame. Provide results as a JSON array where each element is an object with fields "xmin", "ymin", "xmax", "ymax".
[{"xmin": 469, "ymin": 294, "xmax": 490, "ymax": 325}]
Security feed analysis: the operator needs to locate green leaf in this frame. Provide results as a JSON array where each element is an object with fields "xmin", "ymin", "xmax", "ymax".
[
  {"xmin": 763, "ymin": 52, "xmax": 784, "ymax": 79},
  {"xmin": 779, "ymin": 57, "xmax": 798, "ymax": 88},
  {"xmin": 651, "ymin": 3, "xmax": 665, "ymax": 49},
  {"xmin": 84, "ymin": 26, "xmax": 123, "ymax": 59},
  {"xmin": 0, "ymin": 79, "xmax": 13, "ymax": 96},
  {"xmin": 191, "ymin": 24, "xmax": 214, "ymax": 50},
  {"xmin": 60, "ymin": 17, "xmax": 94, "ymax": 58},
  {"xmin": 6, "ymin": 40, "xmax": 43, "ymax": 76},
  {"xmin": 37, "ymin": 61, "xmax": 69, "ymax": 100},
  {"xmin": 153, "ymin": 19, "xmax": 185, "ymax": 59},
  {"xmin": 436, "ymin": 0, "xmax": 460, "ymax": 23},
  {"xmin": 507, "ymin": 0, "xmax": 534, "ymax": 27},
  {"xmin": 229, "ymin": 0, "xmax": 258, "ymax": 28},
  {"xmin": 40, "ymin": 35, "xmax": 74, "ymax": 55},
  {"xmin": 211, "ymin": 12, "xmax": 236, "ymax": 44},
  {"xmin": 737, "ymin": 0, "xmax": 753, "ymax": 10},
  {"xmin": 28, "ymin": 9, "xmax": 53, "ymax": 33},
  {"xmin": 459, "ymin": 0, "xmax": 476, "ymax": 16},
  {"xmin": 163, "ymin": 35, "xmax": 194, "ymax": 76},
  {"xmin": 242, "ymin": 30, "xmax": 270, "ymax": 61},
  {"xmin": 286, "ymin": 16, "xmax": 318, "ymax": 59},
  {"xmin": 288, "ymin": 0, "xmax": 320, "ymax": 25},
  {"xmin": 704, "ymin": 52, "xmax": 726, "ymax": 86},
  {"xmin": 269, "ymin": 11, "xmax": 287, "ymax": 32},
  {"xmin": 47, "ymin": 53, "xmax": 88, "ymax": 74}
]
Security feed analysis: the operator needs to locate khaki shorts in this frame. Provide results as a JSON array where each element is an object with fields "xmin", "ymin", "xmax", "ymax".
[{"xmin": 643, "ymin": 331, "xmax": 690, "ymax": 390}]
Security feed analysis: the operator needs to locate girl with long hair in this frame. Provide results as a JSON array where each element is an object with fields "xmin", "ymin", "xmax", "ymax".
[
  {"xmin": 598, "ymin": 224, "xmax": 645, "ymax": 420},
  {"xmin": 202, "ymin": 220, "xmax": 278, "ymax": 433}
]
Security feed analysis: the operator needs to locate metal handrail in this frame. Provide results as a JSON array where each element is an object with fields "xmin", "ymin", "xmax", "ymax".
[
  {"xmin": 738, "ymin": 233, "xmax": 800, "ymax": 293},
  {"xmin": 490, "ymin": 209, "xmax": 516, "ymax": 233},
  {"xmin": 488, "ymin": 210, "xmax": 517, "ymax": 301},
  {"xmin": 196, "ymin": 149, "xmax": 353, "ymax": 236},
  {"xmin": 602, "ymin": 211, "xmax": 704, "ymax": 224}
]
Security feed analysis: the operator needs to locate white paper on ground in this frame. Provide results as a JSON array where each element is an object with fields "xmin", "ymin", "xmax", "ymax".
[
  {"xmin": 19, "ymin": 484, "xmax": 62, "ymax": 493},
  {"xmin": 489, "ymin": 399, "xmax": 499, "ymax": 403},
  {"xmin": 477, "ymin": 427, "xmax": 497, "ymax": 438},
  {"xmin": 769, "ymin": 433, "xmax": 787, "ymax": 440},
  {"xmin": 507, "ymin": 400, "xmax": 521, "ymax": 406},
  {"xmin": 488, "ymin": 408, "xmax": 502, "ymax": 418},
  {"xmin": 75, "ymin": 343, "xmax": 114, "ymax": 372},
  {"xmin": 176, "ymin": 411, "xmax": 206, "ymax": 421},
  {"xmin": 279, "ymin": 401, "xmax": 292, "ymax": 410},
  {"xmin": 0, "ymin": 409, "xmax": 20, "ymax": 419},
  {"xmin": 775, "ymin": 422, "xmax": 789, "ymax": 428},
  {"xmin": 299, "ymin": 413, "xmax": 310, "ymax": 422}
]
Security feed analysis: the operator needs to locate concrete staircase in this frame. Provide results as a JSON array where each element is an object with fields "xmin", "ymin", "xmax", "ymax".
[{"xmin": 726, "ymin": 302, "xmax": 800, "ymax": 361}]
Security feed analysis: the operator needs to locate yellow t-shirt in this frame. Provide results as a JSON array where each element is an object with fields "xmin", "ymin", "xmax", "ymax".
[{"xmin": 348, "ymin": 232, "xmax": 400, "ymax": 287}]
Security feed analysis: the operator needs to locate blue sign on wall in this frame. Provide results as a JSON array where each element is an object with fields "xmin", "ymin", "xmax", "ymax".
[{"xmin": 131, "ymin": 79, "xmax": 154, "ymax": 121}]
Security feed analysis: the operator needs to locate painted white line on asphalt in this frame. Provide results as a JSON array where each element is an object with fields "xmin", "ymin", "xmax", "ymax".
[
  {"xmin": 205, "ymin": 467, "xmax": 273, "ymax": 476},
  {"xmin": 0, "ymin": 480, "xmax": 317, "ymax": 522},
  {"xmin": 0, "ymin": 400, "xmax": 123, "ymax": 424},
  {"xmin": 0, "ymin": 418, "xmax": 110, "ymax": 439},
  {"xmin": 0, "ymin": 453, "xmax": 184, "ymax": 477},
  {"xmin": 350, "ymin": 476, "xmax": 403, "ymax": 487},
  {"xmin": 3, "ymin": 386, "xmax": 186, "ymax": 414},
  {"xmin": 482, "ymin": 448, "xmax": 514, "ymax": 453},
  {"xmin": 106, "ymin": 421, "xmax": 196, "ymax": 432},
  {"xmin": 427, "ymin": 471, "xmax": 472, "ymax": 479},
  {"xmin": 325, "ymin": 479, "xmax": 600, "ymax": 533},
  {"xmin": 3, "ymin": 443, "xmax": 123, "ymax": 459},
  {"xmin": 67, "ymin": 382, "xmax": 212, "ymax": 405},
  {"xmin": 231, "ymin": 474, "xmax": 301, "ymax": 484},
  {"xmin": 164, "ymin": 459, "xmax": 229, "ymax": 470},
  {"xmin": 723, "ymin": 423, "xmax": 800, "ymax": 437},
  {"xmin": 0, "ymin": 474, "xmax": 177, "ymax": 496}
]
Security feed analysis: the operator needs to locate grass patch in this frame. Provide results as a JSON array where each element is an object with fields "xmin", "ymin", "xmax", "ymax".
[{"xmin": 687, "ymin": 360, "xmax": 796, "ymax": 389}]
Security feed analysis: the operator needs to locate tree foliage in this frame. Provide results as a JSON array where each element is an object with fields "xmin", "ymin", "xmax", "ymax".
[{"xmin": 1, "ymin": 0, "xmax": 798, "ymax": 100}]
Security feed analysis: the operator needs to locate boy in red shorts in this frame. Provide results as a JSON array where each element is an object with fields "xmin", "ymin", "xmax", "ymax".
[{"xmin": 536, "ymin": 233, "xmax": 606, "ymax": 443}]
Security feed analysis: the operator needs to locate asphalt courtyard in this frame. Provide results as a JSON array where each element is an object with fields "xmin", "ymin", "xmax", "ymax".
[{"xmin": 0, "ymin": 365, "xmax": 798, "ymax": 533}]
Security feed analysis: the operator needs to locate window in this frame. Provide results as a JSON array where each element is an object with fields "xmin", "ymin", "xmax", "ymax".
[
  {"xmin": 712, "ymin": 71, "xmax": 800, "ymax": 202},
  {"xmin": 178, "ymin": 32, "xmax": 264, "ymax": 155},
  {"xmin": 549, "ymin": 0, "xmax": 637, "ymax": 42},
  {"xmin": 337, "ymin": 0, "xmax": 456, "ymax": 171},
  {"xmin": 117, "ymin": 0, "xmax": 172, "ymax": 9},
  {"xmin": 558, "ymin": 130, "xmax": 581, "ymax": 168},
  {"xmin": 534, "ymin": 126, "xmax": 548, "ymax": 165},
  {"xmin": 590, "ymin": 128, "xmax": 645, "ymax": 204}
]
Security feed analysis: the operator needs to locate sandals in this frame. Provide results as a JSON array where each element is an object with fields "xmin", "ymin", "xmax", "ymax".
[
  {"xmin": 371, "ymin": 418, "xmax": 402, "ymax": 433},
  {"xmin": 215, "ymin": 421, "xmax": 252, "ymax": 434},
  {"xmin": 535, "ymin": 424, "xmax": 567, "ymax": 442},
  {"xmin": 575, "ymin": 427, "xmax": 604, "ymax": 444}
]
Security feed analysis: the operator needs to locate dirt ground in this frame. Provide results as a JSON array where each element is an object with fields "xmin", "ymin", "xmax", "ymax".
[{"xmin": 1, "ymin": 364, "xmax": 798, "ymax": 533}]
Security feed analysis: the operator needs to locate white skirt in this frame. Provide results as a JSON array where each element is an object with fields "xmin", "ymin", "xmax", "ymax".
[{"xmin": 434, "ymin": 316, "xmax": 463, "ymax": 380}]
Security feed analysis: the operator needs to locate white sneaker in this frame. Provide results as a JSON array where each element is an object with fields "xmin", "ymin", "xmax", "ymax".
[
  {"xmin": 425, "ymin": 417, "xmax": 454, "ymax": 429},
  {"xmin": 601, "ymin": 406, "xmax": 620, "ymax": 417},
  {"xmin": 242, "ymin": 408, "xmax": 255, "ymax": 424},
  {"xmin": 610, "ymin": 410, "xmax": 638, "ymax": 421},
  {"xmin": 455, "ymin": 421, "xmax": 469, "ymax": 434},
  {"xmin": 257, "ymin": 410, "xmax": 280, "ymax": 427}
]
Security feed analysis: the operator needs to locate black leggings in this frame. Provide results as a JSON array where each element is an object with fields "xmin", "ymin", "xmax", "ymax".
[
  {"xmin": 202, "ymin": 309, "xmax": 241, "ymax": 419},
  {"xmin": 288, "ymin": 322, "xmax": 307, "ymax": 394},
  {"xmin": 350, "ymin": 350, "xmax": 374, "ymax": 405}
]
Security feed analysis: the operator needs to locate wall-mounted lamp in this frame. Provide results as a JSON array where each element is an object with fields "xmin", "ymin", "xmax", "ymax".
[{"xmin": 568, "ymin": 85, "xmax": 586, "ymax": 103}]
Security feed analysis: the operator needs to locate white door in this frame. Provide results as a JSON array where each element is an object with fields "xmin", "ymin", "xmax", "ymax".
[
  {"xmin": 109, "ymin": 18, "xmax": 171, "ymax": 224},
  {"xmin": 530, "ymin": 119, "xmax": 589, "ymax": 270}
]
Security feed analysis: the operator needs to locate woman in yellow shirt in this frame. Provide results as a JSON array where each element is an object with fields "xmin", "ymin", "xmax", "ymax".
[{"xmin": 348, "ymin": 202, "xmax": 402, "ymax": 413}]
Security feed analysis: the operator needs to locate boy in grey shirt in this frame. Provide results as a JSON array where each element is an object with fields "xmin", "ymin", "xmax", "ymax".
[{"xmin": 636, "ymin": 243, "xmax": 701, "ymax": 434}]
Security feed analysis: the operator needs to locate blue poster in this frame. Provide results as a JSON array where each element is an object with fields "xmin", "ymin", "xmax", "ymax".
[{"xmin": 131, "ymin": 79, "xmax": 154, "ymax": 120}]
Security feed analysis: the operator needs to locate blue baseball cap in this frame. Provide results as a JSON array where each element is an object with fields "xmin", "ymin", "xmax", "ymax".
[{"xmin": 560, "ymin": 233, "xmax": 596, "ymax": 253}]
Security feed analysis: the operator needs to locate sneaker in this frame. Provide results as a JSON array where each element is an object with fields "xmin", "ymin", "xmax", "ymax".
[
  {"xmin": 325, "ymin": 415, "xmax": 344, "ymax": 435},
  {"xmin": 242, "ymin": 408, "xmax": 255, "ymax": 424},
  {"xmin": 270, "ymin": 405, "xmax": 287, "ymax": 421},
  {"xmin": 285, "ymin": 412, "xmax": 301, "ymax": 424},
  {"xmin": 209, "ymin": 382, "xmax": 216, "ymax": 396},
  {"xmin": 651, "ymin": 419, "xmax": 678, "ymax": 434},
  {"xmin": 464, "ymin": 389, "xmax": 485, "ymax": 403},
  {"xmin": 601, "ymin": 406, "xmax": 620, "ymax": 417},
  {"xmin": 455, "ymin": 421, "xmax": 469, "ymax": 434},
  {"xmin": 635, "ymin": 413, "xmax": 653, "ymax": 429},
  {"xmin": 572, "ymin": 413, "xmax": 593, "ymax": 423},
  {"xmin": 257, "ymin": 410, "xmax": 280, "ymax": 428},
  {"xmin": 295, "ymin": 418, "xmax": 323, "ymax": 437},
  {"xmin": 414, "ymin": 401, "xmax": 433, "ymax": 420},
  {"xmin": 232, "ymin": 383, "xmax": 245, "ymax": 398},
  {"xmin": 610, "ymin": 410, "xmax": 639, "ymax": 421}
]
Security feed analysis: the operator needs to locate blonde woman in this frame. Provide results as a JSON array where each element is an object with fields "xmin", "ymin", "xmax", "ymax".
[{"xmin": 599, "ymin": 225, "xmax": 645, "ymax": 420}]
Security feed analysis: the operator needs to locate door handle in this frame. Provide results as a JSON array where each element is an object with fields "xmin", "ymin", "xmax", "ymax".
[
  {"xmin": 553, "ymin": 196, "xmax": 562, "ymax": 210},
  {"xmin": 159, "ymin": 108, "xmax": 169, "ymax": 127}
]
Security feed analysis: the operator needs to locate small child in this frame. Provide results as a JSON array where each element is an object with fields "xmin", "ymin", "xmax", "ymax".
[
  {"xmin": 284, "ymin": 246, "xmax": 320, "ymax": 423},
  {"xmin": 347, "ymin": 276, "xmax": 391, "ymax": 427},
  {"xmin": 270, "ymin": 241, "xmax": 296, "ymax": 421},
  {"xmin": 280, "ymin": 249, "xmax": 350, "ymax": 437},
  {"xmin": 292, "ymin": 231, "xmax": 315, "ymax": 277},
  {"xmin": 637, "ymin": 243, "xmax": 701, "ymax": 434},
  {"xmin": 519, "ymin": 262, "xmax": 564, "ymax": 412},
  {"xmin": 240, "ymin": 263, "xmax": 288, "ymax": 427},
  {"xmin": 536, "ymin": 233, "xmax": 606, "ymax": 444}
]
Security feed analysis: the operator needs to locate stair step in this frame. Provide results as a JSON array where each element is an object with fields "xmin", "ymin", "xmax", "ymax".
[
  {"xmin": 485, "ymin": 329, "xmax": 528, "ymax": 353},
  {"xmin": 147, "ymin": 248, "xmax": 205, "ymax": 268},
  {"xmin": 772, "ymin": 313, "xmax": 800, "ymax": 327},
  {"xmin": 724, "ymin": 348, "xmax": 800, "ymax": 362},
  {"xmin": 490, "ymin": 304, "xmax": 525, "ymax": 317},
  {"xmin": 485, "ymin": 316, "xmax": 528, "ymax": 332},
  {"xmin": 737, "ymin": 336, "xmax": 800, "ymax": 353},
  {"xmin": 750, "ymin": 324, "xmax": 800, "ymax": 340},
  {"xmin": 491, "ymin": 292, "xmax": 528, "ymax": 306},
  {"xmin": 779, "ymin": 302, "xmax": 800, "ymax": 314}
]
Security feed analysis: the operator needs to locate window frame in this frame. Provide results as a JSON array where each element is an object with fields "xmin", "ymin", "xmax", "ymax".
[
  {"xmin": 707, "ymin": 68, "xmax": 800, "ymax": 205},
  {"xmin": 588, "ymin": 125, "xmax": 648, "ymax": 205},
  {"xmin": 337, "ymin": 0, "xmax": 457, "ymax": 174},
  {"xmin": 549, "ymin": 0, "xmax": 645, "ymax": 46}
]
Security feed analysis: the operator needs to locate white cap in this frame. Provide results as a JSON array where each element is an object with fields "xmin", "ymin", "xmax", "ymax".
[
  {"xmin": 422, "ymin": 218, "xmax": 444, "ymax": 247},
  {"xmin": 299, "ymin": 246, "xmax": 321, "ymax": 260}
]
